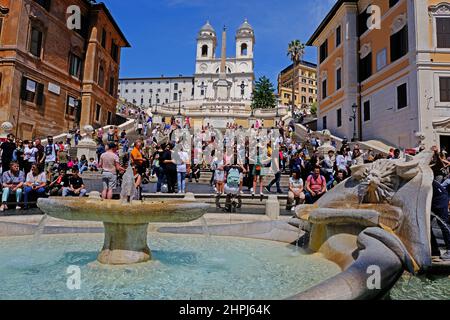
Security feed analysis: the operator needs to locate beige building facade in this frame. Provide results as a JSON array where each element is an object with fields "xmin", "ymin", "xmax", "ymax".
[
  {"xmin": 277, "ymin": 61, "xmax": 318, "ymax": 113},
  {"xmin": 307, "ymin": 0, "xmax": 450, "ymax": 150}
]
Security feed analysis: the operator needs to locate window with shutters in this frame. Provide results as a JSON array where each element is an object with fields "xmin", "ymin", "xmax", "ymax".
[
  {"xmin": 95, "ymin": 104, "xmax": 102, "ymax": 122},
  {"xmin": 336, "ymin": 67, "xmax": 342, "ymax": 90},
  {"xmin": 98, "ymin": 65, "xmax": 104, "ymax": 87},
  {"xmin": 109, "ymin": 76, "xmax": 115, "ymax": 96},
  {"xmin": 322, "ymin": 79, "xmax": 327, "ymax": 99},
  {"xmin": 337, "ymin": 108, "xmax": 342, "ymax": 127},
  {"xmin": 111, "ymin": 41, "xmax": 119, "ymax": 62},
  {"xmin": 29, "ymin": 27, "xmax": 43, "ymax": 58},
  {"xmin": 359, "ymin": 53, "xmax": 372, "ymax": 82},
  {"xmin": 69, "ymin": 54, "xmax": 82, "ymax": 79},
  {"xmin": 390, "ymin": 26, "xmax": 408, "ymax": 62},
  {"xmin": 363, "ymin": 100, "xmax": 371, "ymax": 122},
  {"xmin": 107, "ymin": 111, "xmax": 112, "ymax": 125},
  {"xmin": 336, "ymin": 25, "xmax": 341, "ymax": 47},
  {"xmin": 75, "ymin": 14, "xmax": 89, "ymax": 39},
  {"xmin": 101, "ymin": 28, "xmax": 107, "ymax": 48},
  {"xmin": 437, "ymin": 18, "xmax": 450, "ymax": 49},
  {"xmin": 440, "ymin": 77, "xmax": 450, "ymax": 102},
  {"xmin": 397, "ymin": 83, "xmax": 408, "ymax": 110},
  {"xmin": 20, "ymin": 77, "xmax": 44, "ymax": 106},
  {"xmin": 319, "ymin": 40, "xmax": 328, "ymax": 63},
  {"xmin": 357, "ymin": 6, "xmax": 370, "ymax": 36},
  {"xmin": 66, "ymin": 96, "xmax": 77, "ymax": 117}
]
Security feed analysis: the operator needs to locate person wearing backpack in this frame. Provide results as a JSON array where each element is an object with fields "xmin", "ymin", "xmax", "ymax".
[
  {"xmin": 224, "ymin": 164, "xmax": 244, "ymax": 212},
  {"xmin": 106, "ymin": 126, "xmax": 115, "ymax": 144},
  {"xmin": 305, "ymin": 166, "xmax": 327, "ymax": 204}
]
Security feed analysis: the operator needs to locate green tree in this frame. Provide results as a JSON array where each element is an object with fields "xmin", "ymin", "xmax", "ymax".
[
  {"xmin": 287, "ymin": 40, "xmax": 306, "ymax": 113},
  {"xmin": 251, "ymin": 76, "xmax": 277, "ymax": 109},
  {"xmin": 310, "ymin": 102, "xmax": 318, "ymax": 115}
]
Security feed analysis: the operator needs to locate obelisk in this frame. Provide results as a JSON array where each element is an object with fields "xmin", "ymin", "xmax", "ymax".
[
  {"xmin": 215, "ymin": 26, "xmax": 231, "ymax": 100},
  {"xmin": 219, "ymin": 26, "xmax": 227, "ymax": 76}
]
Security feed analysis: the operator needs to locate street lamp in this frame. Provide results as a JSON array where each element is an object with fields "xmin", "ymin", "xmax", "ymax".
[
  {"xmin": 349, "ymin": 103, "xmax": 358, "ymax": 142},
  {"xmin": 155, "ymin": 93, "xmax": 159, "ymax": 114},
  {"xmin": 74, "ymin": 99, "xmax": 81, "ymax": 127},
  {"xmin": 240, "ymin": 82, "xmax": 246, "ymax": 100},
  {"xmin": 178, "ymin": 90, "xmax": 182, "ymax": 116},
  {"xmin": 275, "ymin": 106, "xmax": 280, "ymax": 127}
]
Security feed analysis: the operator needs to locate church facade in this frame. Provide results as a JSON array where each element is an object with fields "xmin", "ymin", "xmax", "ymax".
[
  {"xmin": 118, "ymin": 20, "xmax": 286, "ymax": 129},
  {"xmin": 118, "ymin": 20, "xmax": 255, "ymax": 109},
  {"xmin": 193, "ymin": 20, "xmax": 255, "ymax": 102}
]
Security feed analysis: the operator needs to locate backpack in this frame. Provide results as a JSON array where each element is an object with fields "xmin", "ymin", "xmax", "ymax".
[
  {"xmin": 227, "ymin": 167, "xmax": 241, "ymax": 189},
  {"xmin": 107, "ymin": 133, "xmax": 114, "ymax": 142},
  {"xmin": 45, "ymin": 144, "xmax": 55, "ymax": 157}
]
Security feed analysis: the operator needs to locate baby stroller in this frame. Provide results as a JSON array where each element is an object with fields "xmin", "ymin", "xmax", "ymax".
[{"xmin": 223, "ymin": 166, "xmax": 242, "ymax": 213}]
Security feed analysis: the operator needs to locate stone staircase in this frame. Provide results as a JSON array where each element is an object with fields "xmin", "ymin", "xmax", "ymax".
[
  {"xmin": 293, "ymin": 122, "xmax": 393, "ymax": 155},
  {"xmin": 196, "ymin": 170, "xmax": 291, "ymax": 187}
]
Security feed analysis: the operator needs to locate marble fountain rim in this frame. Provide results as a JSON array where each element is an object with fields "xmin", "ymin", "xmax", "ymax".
[{"xmin": 36, "ymin": 197, "xmax": 210, "ymax": 224}]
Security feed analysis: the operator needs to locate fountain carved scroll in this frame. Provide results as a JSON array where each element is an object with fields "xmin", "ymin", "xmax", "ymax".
[{"xmin": 292, "ymin": 152, "xmax": 434, "ymax": 299}]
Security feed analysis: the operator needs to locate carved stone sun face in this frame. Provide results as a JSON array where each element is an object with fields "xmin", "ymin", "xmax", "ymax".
[{"xmin": 353, "ymin": 160, "xmax": 400, "ymax": 204}]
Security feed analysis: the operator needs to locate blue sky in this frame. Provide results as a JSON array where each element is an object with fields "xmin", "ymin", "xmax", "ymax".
[{"xmin": 104, "ymin": 0, "xmax": 336, "ymax": 85}]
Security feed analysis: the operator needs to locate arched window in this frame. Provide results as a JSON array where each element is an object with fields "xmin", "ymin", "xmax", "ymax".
[
  {"xmin": 241, "ymin": 43, "xmax": 248, "ymax": 56},
  {"xmin": 201, "ymin": 45, "xmax": 208, "ymax": 57},
  {"xmin": 215, "ymin": 67, "xmax": 232, "ymax": 74}
]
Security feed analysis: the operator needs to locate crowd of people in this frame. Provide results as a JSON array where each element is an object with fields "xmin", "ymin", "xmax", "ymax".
[
  {"xmin": 2, "ymin": 110, "xmax": 450, "ymax": 261},
  {"xmin": 0, "ymin": 134, "xmax": 88, "ymax": 211}
]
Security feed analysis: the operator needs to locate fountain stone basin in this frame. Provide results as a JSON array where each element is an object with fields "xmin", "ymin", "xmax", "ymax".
[{"xmin": 37, "ymin": 198, "xmax": 210, "ymax": 265}]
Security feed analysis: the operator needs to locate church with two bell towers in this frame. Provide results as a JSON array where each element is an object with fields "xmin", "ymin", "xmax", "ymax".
[
  {"xmin": 119, "ymin": 19, "xmax": 268, "ymax": 129},
  {"xmin": 193, "ymin": 20, "xmax": 255, "ymax": 102}
]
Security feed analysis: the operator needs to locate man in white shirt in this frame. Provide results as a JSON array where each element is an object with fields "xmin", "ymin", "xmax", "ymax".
[{"xmin": 44, "ymin": 136, "xmax": 59, "ymax": 180}]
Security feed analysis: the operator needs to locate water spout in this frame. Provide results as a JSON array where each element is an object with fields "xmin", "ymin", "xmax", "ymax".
[{"xmin": 34, "ymin": 214, "xmax": 48, "ymax": 238}]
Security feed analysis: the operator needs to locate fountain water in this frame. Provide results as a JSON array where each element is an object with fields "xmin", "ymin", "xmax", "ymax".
[
  {"xmin": 34, "ymin": 214, "xmax": 49, "ymax": 238},
  {"xmin": 200, "ymin": 217, "xmax": 211, "ymax": 238}
]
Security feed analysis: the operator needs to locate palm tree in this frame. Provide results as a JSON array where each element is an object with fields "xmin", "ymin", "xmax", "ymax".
[{"xmin": 287, "ymin": 40, "xmax": 306, "ymax": 115}]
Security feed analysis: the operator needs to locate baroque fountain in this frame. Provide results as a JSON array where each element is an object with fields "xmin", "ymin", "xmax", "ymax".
[
  {"xmin": 37, "ymin": 165, "xmax": 210, "ymax": 265},
  {"xmin": 0, "ymin": 150, "xmax": 448, "ymax": 299}
]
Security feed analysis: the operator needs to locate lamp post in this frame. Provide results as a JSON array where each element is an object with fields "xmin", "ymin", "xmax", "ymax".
[
  {"xmin": 178, "ymin": 90, "xmax": 182, "ymax": 116},
  {"xmin": 275, "ymin": 105, "xmax": 280, "ymax": 127},
  {"xmin": 240, "ymin": 82, "xmax": 246, "ymax": 100},
  {"xmin": 155, "ymin": 93, "xmax": 159, "ymax": 114},
  {"xmin": 349, "ymin": 103, "xmax": 358, "ymax": 142}
]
